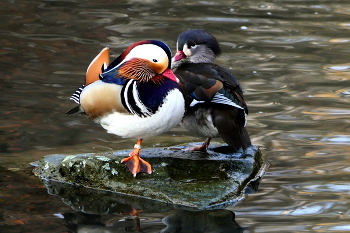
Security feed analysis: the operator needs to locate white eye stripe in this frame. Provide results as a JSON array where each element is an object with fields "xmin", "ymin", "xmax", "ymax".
[
  {"xmin": 122, "ymin": 44, "xmax": 168, "ymax": 66},
  {"xmin": 182, "ymin": 44, "xmax": 192, "ymax": 57},
  {"xmin": 184, "ymin": 42, "xmax": 197, "ymax": 48}
]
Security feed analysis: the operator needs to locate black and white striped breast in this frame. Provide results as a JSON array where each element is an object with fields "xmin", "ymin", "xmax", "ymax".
[
  {"xmin": 121, "ymin": 79, "xmax": 182, "ymax": 118},
  {"xmin": 121, "ymin": 80, "xmax": 153, "ymax": 117}
]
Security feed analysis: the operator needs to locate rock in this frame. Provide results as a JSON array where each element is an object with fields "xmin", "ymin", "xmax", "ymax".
[{"xmin": 31, "ymin": 143, "xmax": 266, "ymax": 210}]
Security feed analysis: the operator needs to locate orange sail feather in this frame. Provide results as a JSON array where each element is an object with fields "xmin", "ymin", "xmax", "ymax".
[{"xmin": 85, "ymin": 47, "xmax": 109, "ymax": 85}]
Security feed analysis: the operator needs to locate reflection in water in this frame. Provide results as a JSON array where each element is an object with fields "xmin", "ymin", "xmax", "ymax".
[
  {"xmin": 161, "ymin": 210, "xmax": 243, "ymax": 233},
  {"xmin": 62, "ymin": 212, "xmax": 106, "ymax": 233},
  {"xmin": 62, "ymin": 211, "xmax": 144, "ymax": 233},
  {"xmin": 43, "ymin": 179, "xmax": 245, "ymax": 232},
  {"xmin": 59, "ymin": 210, "xmax": 243, "ymax": 233}
]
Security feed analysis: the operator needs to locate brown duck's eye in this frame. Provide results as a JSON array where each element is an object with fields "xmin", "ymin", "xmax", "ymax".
[
  {"xmin": 188, "ymin": 42, "xmax": 196, "ymax": 48},
  {"xmin": 152, "ymin": 59, "xmax": 158, "ymax": 62}
]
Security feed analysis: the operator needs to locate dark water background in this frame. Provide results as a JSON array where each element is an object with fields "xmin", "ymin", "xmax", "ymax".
[{"xmin": 1, "ymin": 0, "xmax": 350, "ymax": 232}]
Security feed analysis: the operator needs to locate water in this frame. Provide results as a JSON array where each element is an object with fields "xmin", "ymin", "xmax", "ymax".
[{"xmin": 1, "ymin": 0, "xmax": 350, "ymax": 232}]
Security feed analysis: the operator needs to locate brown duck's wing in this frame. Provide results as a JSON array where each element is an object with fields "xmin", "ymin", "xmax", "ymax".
[
  {"xmin": 213, "ymin": 64, "xmax": 248, "ymax": 114},
  {"xmin": 174, "ymin": 63, "xmax": 248, "ymax": 114},
  {"xmin": 211, "ymin": 105, "xmax": 251, "ymax": 149},
  {"xmin": 174, "ymin": 63, "xmax": 218, "ymax": 105}
]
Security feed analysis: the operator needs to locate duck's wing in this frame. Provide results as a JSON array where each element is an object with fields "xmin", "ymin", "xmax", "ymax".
[
  {"xmin": 214, "ymin": 64, "xmax": 248, "ymax": 114},
  {"xmin": 211, "ymin": 104, "xmax": 251, "ymax": 149},
  {"xmin": 85, "ymin": 47, "xmax": 109, "ymax": 85},
  {"xmin": 174, "ymin": 63, "xmax": 248, "ymax": 114}
]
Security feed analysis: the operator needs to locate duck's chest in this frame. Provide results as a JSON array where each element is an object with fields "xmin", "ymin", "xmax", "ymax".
[
  {"xmin": 181, "ymin": 103, "xmax": 219, "ymax": 138},
  {"xmin": 121, "ymin": 79, "xmax": 181, "ymax": 117},
  {"xmin": 99, "ymin": 88, "xmax": 185, "ymax": 139}
]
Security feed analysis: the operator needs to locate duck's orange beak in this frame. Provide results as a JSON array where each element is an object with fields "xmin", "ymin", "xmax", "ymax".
[{"xmin": 162, "ymin": 68, "xmax": 180, "ymax": 83}]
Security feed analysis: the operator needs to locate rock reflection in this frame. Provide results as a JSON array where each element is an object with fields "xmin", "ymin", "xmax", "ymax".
[
  {"xmin": 60, "ymin": 209, "xmax": 244, "ymax": 233},
  {"xmin": 43, "ymin": 179, "xmax": 246, "ymax": 232}
]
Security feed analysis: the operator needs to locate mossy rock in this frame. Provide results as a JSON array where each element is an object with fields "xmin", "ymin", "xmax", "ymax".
[{"xmin": 32, "ymin": 143, "xmax": 266, "ymax": 209}]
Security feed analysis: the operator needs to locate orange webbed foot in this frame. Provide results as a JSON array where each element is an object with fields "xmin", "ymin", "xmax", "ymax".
[
  {"xmin": 121, "ymin": 140, "xmax": 152, "ymax": 177},
  {"xmin": 121, "ymin": 154, "xmax": 152, "ymax": 177}
]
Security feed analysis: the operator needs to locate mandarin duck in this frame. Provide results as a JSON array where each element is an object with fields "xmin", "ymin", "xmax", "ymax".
[
  {"xmin": 66, "ymin": 40, "xmax": 185, "ymax": 177},
  {"xmin": 171, "ymin": 29, "xmax": 251, "ymax": 151}
]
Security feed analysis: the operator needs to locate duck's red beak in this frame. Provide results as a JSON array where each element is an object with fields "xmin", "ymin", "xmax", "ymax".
[
  {"xmin": 172, "ymin": 51, "xmax": 187, "ymax": 62},
  {"xmin": 162, "ymin": 68, "xmax": 180, "ymax": 83}
]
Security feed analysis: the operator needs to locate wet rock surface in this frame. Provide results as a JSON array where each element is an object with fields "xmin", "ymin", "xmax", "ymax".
[{"xmin": 32, "ymin": 143, "xmax": 266, "ymax": 209}]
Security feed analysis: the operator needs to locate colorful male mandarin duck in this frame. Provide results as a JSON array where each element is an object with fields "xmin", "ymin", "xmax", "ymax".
[
  {"xmin": 66, "ymin": 40, "xmax": 185, "ymax": 177},
  {"xmin": 171, "ymin": 29, "xmax": 251, "ymax": 151}
]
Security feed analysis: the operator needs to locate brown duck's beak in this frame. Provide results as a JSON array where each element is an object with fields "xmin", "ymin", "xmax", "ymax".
[{"xmin": 172, "ymin": 51, "xmax": 187, "ymax": 62}]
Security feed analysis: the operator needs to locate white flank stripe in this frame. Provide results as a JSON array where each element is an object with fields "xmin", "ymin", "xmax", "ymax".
[
  {"xmin": 189, "ymin": 92, "xmax": 248, "ymax": 127},
  {"xmin": 132, "ymin": 81, "xmax": 152, "ymax": 116},
  {"xmin": 211, "ymin": 93, "xmax": 244, "ymax": 110},
  {"xmin": 190, "ymin": 99, "xmax": 205, "ymax": 107},
  {"xmin": 123, "ymin": 80, "xmax": 137, "ymax": 115},
  {"xmin": 212, "ymin": 93, "xmax": 247, "ymax": 126}
]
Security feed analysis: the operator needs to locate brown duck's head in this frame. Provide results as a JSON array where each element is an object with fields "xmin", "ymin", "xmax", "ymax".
[{"xmin": 172, "ymin": 29, "xmax": 221, "ymax": 63}]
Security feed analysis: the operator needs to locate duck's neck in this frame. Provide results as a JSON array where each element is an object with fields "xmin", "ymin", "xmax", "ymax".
[
  {"xmin": 171, "ymin": 46, "xmax": 216, "ymax": 70},
  {"xmin": 189, "ymin": 46, "xmax": 216, "ymax": 64}
]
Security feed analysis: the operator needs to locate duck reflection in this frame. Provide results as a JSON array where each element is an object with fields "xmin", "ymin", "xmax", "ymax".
[
  {"xmin": 60, "ymin": 209, "xmax": 243, "ymax": 233},
  {"xmin": 62, "ymin": 211, "xmax": 143, "ymax": 233},
  {"xmin": 43, "ymin": 179, "xmax": 245, "ymax": 232},
  {"xmin": 161, "ymin": 209, "xmax": 243, "ymax": 233}
]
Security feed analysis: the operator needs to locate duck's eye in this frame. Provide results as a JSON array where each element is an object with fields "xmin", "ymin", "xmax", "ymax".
[
  {"xmin": 152, "ymin": 59, "xmax": 158, "ymax": 62},
  {"xmin": 188, "ymin": 42, "xmax": 196, "ymax": 48}
]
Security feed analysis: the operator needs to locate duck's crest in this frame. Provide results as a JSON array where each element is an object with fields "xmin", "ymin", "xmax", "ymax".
[{"xmin": 106, "ymin": 40, "xmax": 172, "ymax": 71}]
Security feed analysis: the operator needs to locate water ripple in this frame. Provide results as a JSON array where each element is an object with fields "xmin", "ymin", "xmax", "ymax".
[{"xmin": 0, "ymin": 31, "xmax": 99, "ymax": 44}]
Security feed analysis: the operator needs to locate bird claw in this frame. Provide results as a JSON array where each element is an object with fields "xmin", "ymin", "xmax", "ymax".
[
  {"xmin": 183, "ymin": 138, "xmax": 211, "ymax": 152},
  {"xmin": 183, "ymin": 145, "xmax": 208, "ymax": 152}
]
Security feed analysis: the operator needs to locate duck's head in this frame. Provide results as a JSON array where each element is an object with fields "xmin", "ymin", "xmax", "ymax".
[
  {"xmin": 172, "ymin": 29, "xmax": 221, "ymax": 65},
  {"xmin": 101, "ymin": 40, "xmax": 178, "ymax": 84}
]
